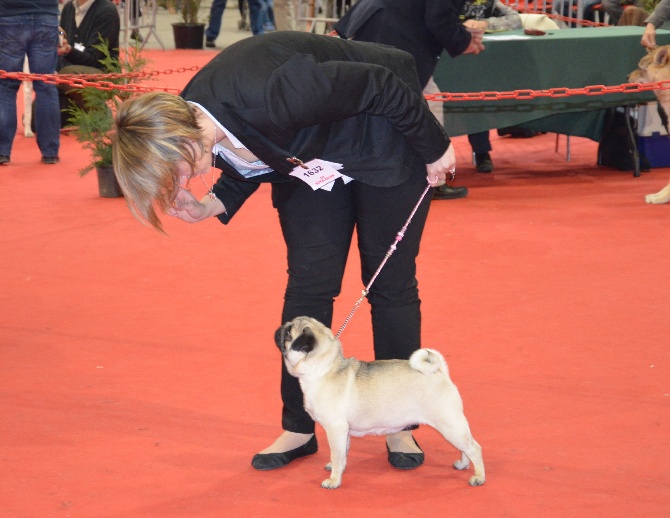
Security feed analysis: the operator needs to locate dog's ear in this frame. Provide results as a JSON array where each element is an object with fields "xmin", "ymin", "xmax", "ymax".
[
  {"xmin": 654, "ymin": 46, "xmax": 669, "ymax": 67},
  {"xmin": 274, "ymin": 324, "xmax": 289, "ymax": 352},
  {"xmin": 291, "ymin": 327, "xmax": 316, "ymax": 354}
]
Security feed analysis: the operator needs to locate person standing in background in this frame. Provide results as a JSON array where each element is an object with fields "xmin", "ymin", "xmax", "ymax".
[
  {"xmin": 57, "ymin": 0, "xmax": 120, "ymax": 128},
  {"xmin": 459, "ymin": 0, "xmax": 522, "ymax": 173},
  {"xmin": 59, "ymin": 0, "xmax": 121, "ymax": 68},
  {"xmin": 334, "ymin": 0, "xmax": 484, "ymax": 200},
  {"xmin": 641, "ymin": 0, "xmax": 670, "ymax": 48},
  {"xmin": 248, "ymin": 0, "xmax": 276, "ymax": 35},
  {"xmin": 0, "ymin": 0, "xmax": 61, "ymax": 165},
  {"xmin": 207, "ymin": 0, "xmax": 275, "ymax": 48},
  {"xmin": 205, "ymin": 0, "xmax": 229, "ymax": 47}
]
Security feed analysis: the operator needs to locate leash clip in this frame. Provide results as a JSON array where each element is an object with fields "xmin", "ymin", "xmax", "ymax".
[{"xmin": 287, "ymin": 156, "xmax": 308, "ymax": 169}]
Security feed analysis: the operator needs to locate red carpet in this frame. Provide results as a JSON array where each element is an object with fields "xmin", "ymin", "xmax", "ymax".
[{"xmin": 1, "ymin": 50, "xmax": 669, "ymax": 517}]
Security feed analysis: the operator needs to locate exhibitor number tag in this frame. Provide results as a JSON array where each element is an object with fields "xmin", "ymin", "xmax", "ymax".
[{"xmin": 289, "ymin": 159, "xmax": 344, "ymax": 191}]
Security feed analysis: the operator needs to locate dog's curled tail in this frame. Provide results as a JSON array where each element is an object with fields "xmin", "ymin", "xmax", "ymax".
[{"xmin": 409, "ymin": 349, "xmax": 448, "ymax": 375}]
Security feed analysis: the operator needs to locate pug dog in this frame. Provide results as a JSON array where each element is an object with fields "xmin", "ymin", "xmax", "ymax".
[{"xmin": 275, "ymin": 316, "xmax": 485, "ymax": 489}]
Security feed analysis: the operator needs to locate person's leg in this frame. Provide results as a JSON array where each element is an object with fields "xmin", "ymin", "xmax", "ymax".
[
  {"xmin": 601, "ymin": 0, "xmax": 622, "ymax": 24},
  {"xmin": 354, "ymin": 169, "xmax": 431, "ymax": 462},
  {"xmin": 0, "ymin": 16, "xmax": 29, "ymax": 160},
  {"xmin": 129, "ymin": 0, "xmax": 143, "ymax": 41},
  {"xmin": 468, "ymin": 131, "xmax": 492, "ymax": 155},
  {"xmin": 27, "ymin": 14, "xmax": 60, "ymax": 160},
  {"xmin": 256, "ymin": 179, "xmax": 355, "ymax": 459},
  {"xmin": 247, "ymin": 0, "xmax": 267, "ymax": 35},
  {"xmin": 263, "ymin": 0, "xmax": 276, "ymax": 30},
  {"xmin": 205, "ymin": 0, "xmax": 228, "ymax": 42},
  {"xmin": 354, "ymin": 171, "xmax": 429, "ymax": 362},
  {"xmin": 130, "ymin": 0, "xmax": 142, "ymax": 24},
  {"xmin": 468, "ymin": 131, "xmax": 493, "ymax": 173},
  {"xmin": 57, "ymin": 65, "xmax": 102, "ymax": 128}
]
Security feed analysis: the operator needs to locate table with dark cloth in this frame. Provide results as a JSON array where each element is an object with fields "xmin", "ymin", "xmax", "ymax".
[{"xmin": 433, "ymin": 26, "xmax": 670, "ymax": 141}]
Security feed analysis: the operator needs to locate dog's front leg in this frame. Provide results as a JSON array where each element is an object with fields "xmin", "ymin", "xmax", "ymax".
[{"xmin": 322, "ymin": 425, "xmax": 349, "ymax": 489}]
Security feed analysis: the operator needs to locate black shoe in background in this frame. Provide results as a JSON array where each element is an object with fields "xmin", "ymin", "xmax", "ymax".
[
  {"xmin": 475, "ymin": 153, "xmax": 493, "ymax": 173},
  {"xmin": 497, "ymin": 126, "xmax": 540, "ymax": 138}
]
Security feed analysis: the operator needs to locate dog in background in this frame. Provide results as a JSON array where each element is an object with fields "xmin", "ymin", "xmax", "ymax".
[
  {"xmin": 629, "ymin": 46, "xmax": 670, "ymax": 204},
  {"xmin": 275, "ymin": 316, "xmax": 485, "ymax": 489},
  {"xmin": 22, "ymin": 56, "xmax": 34, "ymax": 138}
]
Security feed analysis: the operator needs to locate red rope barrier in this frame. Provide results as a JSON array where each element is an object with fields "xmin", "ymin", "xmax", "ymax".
[
  {"xmin": 4, "ymin": 59, "xmax": 668, "ymax": 101},
  {"xmin": 423, "ymin": 81, "xmax": 670, "ymax": 102},
  {"xmin": 0, "ymin": 65, "xmax": 205, "ymax": 94}
]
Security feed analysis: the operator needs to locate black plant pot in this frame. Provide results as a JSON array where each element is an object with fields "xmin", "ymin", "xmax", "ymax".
[
  {"xmin": 172, "ymin": 23, "xmax": 205, "ymax": 49},
  {"xmin": 96, "ymin": 164, "xmax": 123, "ymax": 198}
]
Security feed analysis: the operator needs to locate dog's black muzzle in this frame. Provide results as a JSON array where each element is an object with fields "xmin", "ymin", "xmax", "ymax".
[
  {"xmin": 273, "ymin": 321, "xmax": 317, "ymax": 357},
  {"xmin": 274, "ymin": 323, "xmax": 291, "ymax": 356}
]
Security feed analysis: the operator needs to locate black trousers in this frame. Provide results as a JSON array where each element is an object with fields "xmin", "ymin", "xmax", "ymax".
[
  {"xmin": 468, "ymin": 131, "xmax": 492, "ymax": 155},
  {"xmin": 271, "ymin": 168, "xmax": 432, "ymax": 433}
]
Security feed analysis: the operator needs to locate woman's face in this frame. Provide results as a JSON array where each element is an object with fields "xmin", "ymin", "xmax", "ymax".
[{"xmin": 176, "ymin": 140, "xmax": 212, "ymax": 187}]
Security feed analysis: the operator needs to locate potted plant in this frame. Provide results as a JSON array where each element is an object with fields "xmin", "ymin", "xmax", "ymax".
[
  {"xmin": 172, "ymin": 0, "xmax": 206, "ymax": 49},
  {"xmin": 67, "ymin": 39, "xmax": 148, "ymax": 197}
]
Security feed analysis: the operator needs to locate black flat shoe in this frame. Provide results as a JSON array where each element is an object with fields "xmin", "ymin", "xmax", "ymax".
[
  {"xmin": 475, "ymin": 153, "xmax": 493, "ymax": 173},
  {"xmin": 251, "ymin": 434, "xmax": 318, "ymax": 471},
  {"xmin": 386, "ymin": 437, "xmax": 424, "ymax": 470},
  {"xmin": 433, "ymin": 184, "xmax": 468, "ymax": 200}
]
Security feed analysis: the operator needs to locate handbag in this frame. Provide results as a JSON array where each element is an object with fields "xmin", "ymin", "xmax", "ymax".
[{"xmin": 597, "ymin": 107, "xmax": 650, "ymax": 171}]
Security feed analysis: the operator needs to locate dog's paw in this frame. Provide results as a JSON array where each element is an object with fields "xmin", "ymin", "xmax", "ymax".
[
  {"xmin": 645, "ymin": 192, "xmax": 670, "ymax": 204},
  {"xmin": 321, "ymin": 477, "xmax": 341, "ymax": 489},
  {"xmin": 23, "ymin": 129, "xmax": 34, "ymax": 138},
  {"xmin": 468, "ymin": 475, "xmax": 485, "ymax": 486},
  {"xmin": 645, "ymin": 184, "xmax": 670, "ymax": 204},
  {"xmin": 453, "ymin": 458, "xmax": 470, "ymax": 471}
]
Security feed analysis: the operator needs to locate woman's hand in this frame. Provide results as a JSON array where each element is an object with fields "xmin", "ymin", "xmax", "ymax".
[
  {"xmin": 426, "ymin": 143, "xmax": 457, "ymax": 187},
  {"xmin": 166, "ymin": 187, "xmax": 225, "ymax": 223},
  {"xmin": 462, "ymin": 27, "xmax": 485, "ymax": 55},
  {"xmin": 642, "ymin": 23, "xmax": 657, "ymax": 49},
  {"xmin": 463, "ymin": 20, "xmax": 488, "ymax": 31},
  {"xmin": 57, "ymin": 28, "xmax": 71, "ymax": 55}
]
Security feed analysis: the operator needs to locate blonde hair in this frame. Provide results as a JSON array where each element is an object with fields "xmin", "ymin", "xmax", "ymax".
[{"xmin": 112, "ymin": 92, "xmax": 205, "ymax": 233}]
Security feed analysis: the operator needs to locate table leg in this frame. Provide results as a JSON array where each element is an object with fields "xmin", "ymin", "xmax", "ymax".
[{"xmin": 624, "ymin": 105, "xmax": 641, "ymax": 177}]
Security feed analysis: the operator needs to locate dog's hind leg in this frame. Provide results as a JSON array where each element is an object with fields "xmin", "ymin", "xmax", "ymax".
[
  {"xmin": 434, "ymin": 418, "xmax": 485, "ymax": 486},
  {"xmin": 321, "ymin": 425, "xmax": 349, "ymax": 489}
]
